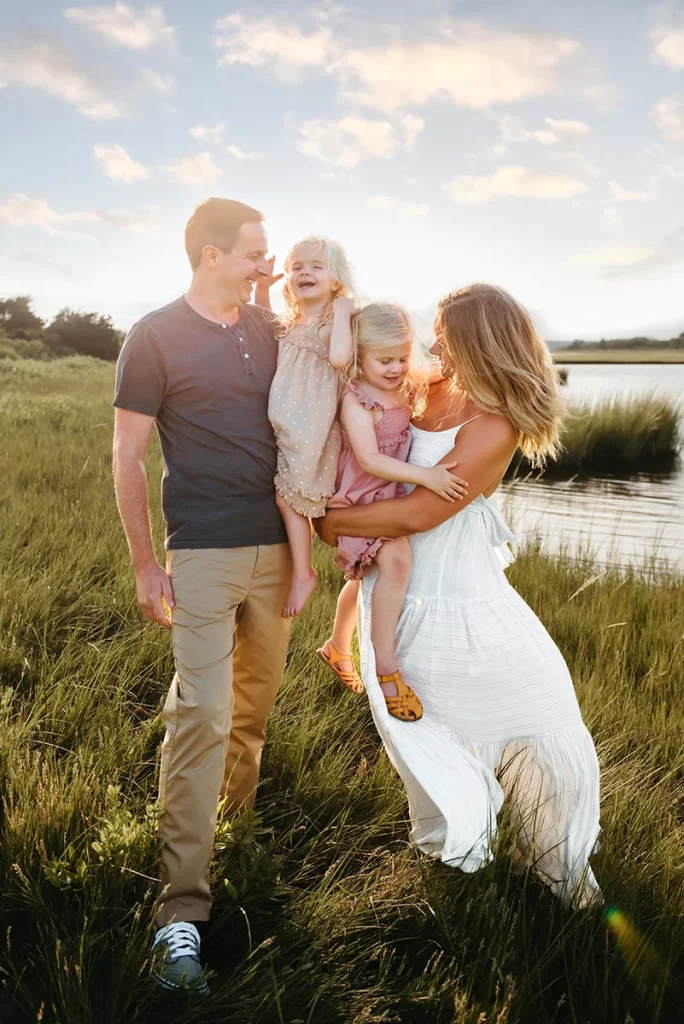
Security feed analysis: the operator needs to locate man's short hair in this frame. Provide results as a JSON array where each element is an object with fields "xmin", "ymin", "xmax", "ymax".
[{"xmin": 185, "ymin": 198, "xmax": 264, "ymax": 270}]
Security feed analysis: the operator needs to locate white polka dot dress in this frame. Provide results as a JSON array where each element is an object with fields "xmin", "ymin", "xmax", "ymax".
[
  {"xmin": 358, "ymin": 423, "xmax": 602, "ymax": 907},
  {"xmin": 268, "ymin": 319, "xmax": 342, "ymax": 518}
]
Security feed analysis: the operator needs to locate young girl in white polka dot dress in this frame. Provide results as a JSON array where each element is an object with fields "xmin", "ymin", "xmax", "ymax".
[{"xmin": 267, "ymin": 236, "xmax": 357, "ymax": 617}]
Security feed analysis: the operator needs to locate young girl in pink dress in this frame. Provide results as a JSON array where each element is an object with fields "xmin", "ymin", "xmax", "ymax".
[{"xmin": 317, "ymin": 303, "xmax": 465, "ymax": 722}]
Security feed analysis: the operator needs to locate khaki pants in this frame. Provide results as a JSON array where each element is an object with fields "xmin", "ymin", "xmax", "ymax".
[{"xmin": 157, "ymin": 544, "xmax": 291, "ymax": 926}]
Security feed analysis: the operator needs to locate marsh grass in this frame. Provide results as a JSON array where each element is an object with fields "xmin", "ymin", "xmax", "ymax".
[
  {"xmin": 509, "ymin": 394, "xmax": 681, "ymax": 477},
  {"xmin": 1, "ymin": 359, "xmax": 683, "ymax": 1022}
]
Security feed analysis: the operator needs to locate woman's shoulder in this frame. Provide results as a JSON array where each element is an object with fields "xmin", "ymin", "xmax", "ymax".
[{"xmin": 462, "ymin": 410, "xmax": 518, "ymax": 448}]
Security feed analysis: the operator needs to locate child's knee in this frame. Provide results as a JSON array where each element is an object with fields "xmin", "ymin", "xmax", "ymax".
[{"xmin": 380, "ymin": 541, "xmax": 412, "ymax": 580}]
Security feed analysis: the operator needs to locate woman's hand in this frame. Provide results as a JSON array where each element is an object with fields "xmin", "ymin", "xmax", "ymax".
[
  {"xmin": 417, "ymin": 461, "xmax": 469, "ymax": 502},
  {"xmin": 314, "ymin": 513, "xmax": 338, "ymax": 547}
]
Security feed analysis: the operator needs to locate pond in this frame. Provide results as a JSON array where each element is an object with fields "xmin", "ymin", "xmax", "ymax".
[{"xmin": 498, "ymin": 363, "xmax": 684, "ymax": 572}]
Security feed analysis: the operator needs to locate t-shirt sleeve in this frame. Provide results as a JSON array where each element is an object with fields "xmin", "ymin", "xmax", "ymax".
[{"xmin": 112, "ymin": 320, "xmax": 166, "ymax": 417}]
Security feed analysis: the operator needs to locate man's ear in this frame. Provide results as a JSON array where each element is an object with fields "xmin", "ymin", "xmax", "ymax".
[{"xmin": 201, "ymin": 244, "xmax": 220, "ymax": 269}]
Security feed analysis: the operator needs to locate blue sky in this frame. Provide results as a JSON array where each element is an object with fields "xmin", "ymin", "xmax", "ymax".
[{"xmin": 1, "ymin": 1, "xmax": 683, "ymax": 340}]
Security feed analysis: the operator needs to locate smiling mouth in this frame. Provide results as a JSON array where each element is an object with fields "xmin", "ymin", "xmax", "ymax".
[{"xmin": 297, "ymin": 281, "xmax": 315, "ymax": 289}]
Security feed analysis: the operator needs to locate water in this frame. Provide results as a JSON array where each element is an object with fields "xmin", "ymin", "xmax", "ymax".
[{"xmin": 498, "ymin": 364, "xmax": 684, "ymax": 572}]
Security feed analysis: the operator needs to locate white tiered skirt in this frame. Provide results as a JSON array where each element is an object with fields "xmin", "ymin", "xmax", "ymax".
[{"xmin": 358, "ymin": 496, "xmax": 601, "ymax": 907}]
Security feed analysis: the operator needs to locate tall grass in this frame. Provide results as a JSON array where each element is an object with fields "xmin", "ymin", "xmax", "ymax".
[
  {"xmin": 509, "ymin": 394, "xmax": 681, "ymax": 476},
  {"xmin": 1, "ymin": 359, "xmax": 683, "ymax": 1023}
]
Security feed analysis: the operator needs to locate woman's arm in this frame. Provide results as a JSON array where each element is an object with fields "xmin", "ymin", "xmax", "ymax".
[
  {"xmin": 341, "ymin": 393, "xmax": 467, "ymax": 502},
  {"xmin": 318, "ymin": 415, "xmax": 517, "ymax": 545}
]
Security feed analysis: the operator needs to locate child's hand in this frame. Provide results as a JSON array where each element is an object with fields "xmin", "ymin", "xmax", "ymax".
[
  {"xmin": 258, "ymin": 256, "xmax": 284, "ymax": 291},
  {"xmin": 333, "ymin": 296, "xmax": 357, "ymax": 318},
  {"xmin": 418, "ymin": 462, "xmax": 468, "ymax": 502}
]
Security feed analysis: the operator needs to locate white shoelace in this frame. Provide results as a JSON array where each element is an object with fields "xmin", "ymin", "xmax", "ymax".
[{"xmin": 153, "ymin": 922, "xmax": 201, "ymax": 960}]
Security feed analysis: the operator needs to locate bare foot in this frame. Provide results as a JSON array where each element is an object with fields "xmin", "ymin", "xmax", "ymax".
[{"xmin": 281, "ymin": 570, "xmax": 318, "ymax": 618}]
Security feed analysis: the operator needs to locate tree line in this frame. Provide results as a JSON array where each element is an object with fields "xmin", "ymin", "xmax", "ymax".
[
  {"xmin": 0, "ymin": 295, "xmax": 124, "ymax": 362},
  {"xmin": 568, "ymin": 333, "xmax": 684, "ymax": 350}
]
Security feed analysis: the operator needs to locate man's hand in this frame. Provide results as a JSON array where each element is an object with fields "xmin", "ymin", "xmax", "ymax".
[{"xmin": 135, "ymin": 561, "xmax": 175, "ymax": 629}]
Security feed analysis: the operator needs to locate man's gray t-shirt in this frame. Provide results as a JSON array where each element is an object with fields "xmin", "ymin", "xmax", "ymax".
[{"xmin": 113, "ymin": 296, "xmax": 288, "ymax": 550}]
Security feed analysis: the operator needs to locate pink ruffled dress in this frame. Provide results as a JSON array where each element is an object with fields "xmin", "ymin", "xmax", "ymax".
[{"xmin": 328, "ymin": 381, "xmax": 412, "ymax": 580}]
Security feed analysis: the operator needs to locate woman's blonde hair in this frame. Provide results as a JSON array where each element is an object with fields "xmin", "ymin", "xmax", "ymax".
[
  {"xmin": 347, "ymin": 302, "xmax": 428, "ymax": 416},
  {"xmin": 280, "ymin": 235, "xmax": 355, "ymax": 331},
  {"xmin": 434, "ymin": 283, "xmax": 564, "ymax": 467}
]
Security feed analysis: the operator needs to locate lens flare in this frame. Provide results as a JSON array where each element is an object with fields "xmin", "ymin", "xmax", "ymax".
[{"xmin": 605, "ymin": 906, "xmax": 669, "ymax": 995}]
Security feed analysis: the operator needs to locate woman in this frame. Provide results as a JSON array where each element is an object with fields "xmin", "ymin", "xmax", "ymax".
[{"xmin": 319, "ymin": 283, "xmax": 601, "ymax": 907}]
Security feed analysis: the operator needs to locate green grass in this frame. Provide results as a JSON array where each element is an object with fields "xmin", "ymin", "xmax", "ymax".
[
  {"xmin": 554, "ymin": 350, "xmax": 684, "ymax": 364},
  {"xmin": 510, "ymin": 394, "xmax": 681, "ymax": 476},
  {"xmin": 1, "ymin": 358, "xmax": 683, "ymax": 1023}
]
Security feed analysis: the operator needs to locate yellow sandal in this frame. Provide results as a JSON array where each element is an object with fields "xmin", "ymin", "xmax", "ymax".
[
  {"xmin": 316, "ymin": 641, "xmax": 364, "ymax": 695},
  {"xmin": 377, "ymin": 670, "xmax": 423, "ymax": 722}
]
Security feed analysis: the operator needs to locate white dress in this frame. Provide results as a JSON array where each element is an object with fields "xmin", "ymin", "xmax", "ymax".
[{"xmin": 358, "ymin": 423, "xmax": 601, "ymax": 906}]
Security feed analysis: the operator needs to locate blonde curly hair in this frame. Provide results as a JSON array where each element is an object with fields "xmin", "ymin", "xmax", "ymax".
[{"xmin": 280, "ymin": 236, "xmax": 356, "ymax": 332}]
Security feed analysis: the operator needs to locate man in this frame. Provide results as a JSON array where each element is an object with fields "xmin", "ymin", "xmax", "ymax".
[{"xmin": 113, "ymin": 198, "xmax": 291, "ymax": 993}]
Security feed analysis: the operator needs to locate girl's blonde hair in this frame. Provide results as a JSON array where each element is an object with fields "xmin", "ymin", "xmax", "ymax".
[
  {"xmin": 434, "ymin": 283, "xmax": 564, "ymax": 467},
  {"xmin": 281, "ymin": 235, "xmax": 355, "ymax": 331},
  {"xmin": 347, "ymin": 302, "xmax": 428, "ymax": 416}
]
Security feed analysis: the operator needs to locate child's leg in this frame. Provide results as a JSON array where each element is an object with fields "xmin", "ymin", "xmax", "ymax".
[
  {"xmin": 320, "ymin": 579, "xmax": 361, "ymax": 675},
  {"xmin": 371, "ymin": 538, "xmax": 412, "ymax": 695},
  {"xmin": 276, "ymin": 493, "xmax": 317, "ymax": 618}
]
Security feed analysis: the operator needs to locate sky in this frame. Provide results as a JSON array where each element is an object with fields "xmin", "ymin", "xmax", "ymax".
[{"xmin": 1, "ymin": 1, "xmax": 683, "ymax": 342}]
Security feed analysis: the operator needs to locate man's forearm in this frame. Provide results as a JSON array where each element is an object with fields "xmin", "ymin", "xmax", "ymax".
[{"xmin": 113, "ymin": 454, "xmax": 158, "ymax": 570}]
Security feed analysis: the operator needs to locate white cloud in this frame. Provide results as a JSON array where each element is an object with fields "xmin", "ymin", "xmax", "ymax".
[
  {"xmin": 650, "ymin": 4, "xmax": 684, "ymax": 69},
  {"xmin": 90, "ymin": 206, "xmax": 163, "ymax": 234},
  {"xmin": 401, "ymin": 114, "xmax": 425, "ymax": 151},
  {"xmin": 297, "ymin": 115, "xmax": 411, "ymax": 168},
  {"xmin": 498, "ymin": 115, "xmax": 556, "ymax": 145},
  {"xmin": 226, "ymin": 145, "xmax": 263, "ymax": 161},
  {"xmin": 190, "ymin": 122, "xmax": 226, "ymax": 144},
  {"xmin": 8, "ymin": 249, "xmax": 82, "ymax": 280},
  {"xmin": 442, "ymin": 165, "xmax": 587, "ymax": 204},
  {"xmin": 548, "ymin": 150, "xmax": 601, "ymax": 178},
  {"xmin": 567, "ymin": 245, "xmax": 653, "ymax": 268},
  {"xmin": 142, "ymin": 68, "xmax": 175, "ymax": 93},
  {"xmin": 608, "ymin": 179, "xmax": 656, "ymax": 202},
  {"xmin": 583, "ymin": 84, "xmax": 618, "ymax": 111},
  {"xmin": 166, "ymin": 151, "xmax": 223, "ymax": 186},
  {"xmin": 368, "ymin": 195, "xmax": 430, "ymax": 220},
  {"xmin": 498, "ymin": 115, "xmax": 591, "ymax": 147},
  {"xmin": 336, "ymin": 25, "xmax": 585, "ymax": 113},
  {"xmin": 94, "ymin": 143, "xmax": 150, "ymax": 183},
  {"xmin": 64, "ymin": 4, "xmax": 176, "ymax": 50},
  {"xmin": 544, "ymin": 117, "xmax": 591, "ymax": 137},
  {"xmin": 0, "ymin": 193, "xmax": 163, "ymax": 237},
  {"xmin": 0, "ymin": 34, "xmax": 123, "ymax": 120},
  {"xmin": 652, "ymin": 95, "xmax": 684, "ymax": 142},
  {"xmin": 0, "ymin": 194, "xmax": 91, "ymax": 240},
  {"xmin": 214, "ymin": 12, "xmax": 332, "ymax": 82},
  {"xmin": 213, "ymin": 13, "xmax": 610, "ymax": 115}
]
